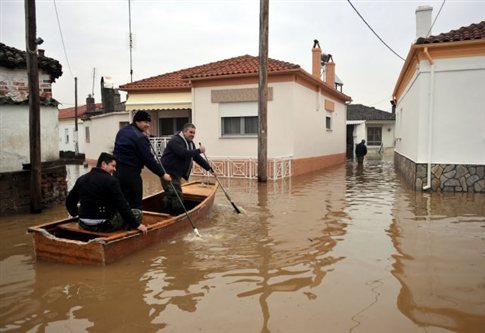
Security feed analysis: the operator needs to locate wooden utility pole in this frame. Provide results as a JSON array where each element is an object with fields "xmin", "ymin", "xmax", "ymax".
[
  {"xmin": 25, "ymin": 0, "xmax": 42, "ymax": 213},
  {"xmin": 258, "ymin": 0, "xmax": 269, "ymax": 182},
  {"xmin": 74, "ymin": 77, "xmax": 79, "ymax": 155}
]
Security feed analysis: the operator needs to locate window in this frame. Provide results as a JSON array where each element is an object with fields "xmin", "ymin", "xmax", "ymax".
[
  {"xmin": 221, "ymin": 116, "xmax": 258, "ymax": 135},
  {"xmin": 326, "ymin": 116, "xmax": 332, "ymax": 130},
  {"xmin": 159, "ymin": 117, "xmax": 189, "ymax": 136},
  {"xmin": 220, "ymin": 102, "xmax": 258, "ymax": 136},
  {"xmin": 85, "ymin": 127, "xmax": 90, "ymax": 143},
  {"xmin": 367, "ymin": 127, "xmax": 382, "ymax": 146},
  {"xmin": 64, "ymin": 128, "xmax": 69, "ymax": 144}
]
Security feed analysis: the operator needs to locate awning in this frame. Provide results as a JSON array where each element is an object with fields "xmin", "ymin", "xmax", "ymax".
[{"xmin": 346, "ymin": 120, "xmax": 365, "ymax": 125}]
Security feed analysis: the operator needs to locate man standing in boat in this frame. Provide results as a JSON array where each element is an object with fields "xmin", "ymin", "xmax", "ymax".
[
  {"xmin": 161, "ymin": 123, "xmax": 213, "ymax": 215},
  {"xmin": 66, "ymin": 152, "xmax": 148, "ymax": 235},
  {"xmin": 113, "ymin": 111, "xmax": 171, "ymax": 210}
]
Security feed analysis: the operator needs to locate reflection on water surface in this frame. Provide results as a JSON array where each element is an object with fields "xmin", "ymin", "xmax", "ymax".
[{"xmin": 1, "ymin": 159, "xmax": 484, "ymax": 332}]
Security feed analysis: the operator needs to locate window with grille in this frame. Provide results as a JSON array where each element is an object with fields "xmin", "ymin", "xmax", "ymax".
[{"xmin": 367, "ymin": 127, "xmax": 382, "ymax": 145}]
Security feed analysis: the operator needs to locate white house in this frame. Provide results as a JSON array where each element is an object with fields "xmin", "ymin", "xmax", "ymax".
[
  {"xmin": 0, "ymin": 43, "xmax": 62, "ymax": 172},
  {"xmin": 58, "ymin": 77, "xmax": 127, "ymax": 163},
  {"xmin": 58, "ymin": 96, "xmax": 102, "ymax": 155},
  {"xmin": 392, "ymin": 7, "xmax": 485, "ymax": 192},
  {"xmin": 346, "ymin": 104, "xmax": 395, "ymax": 157},
  {"xmin": 119, "ymin": 43, "xmax": 352, "ymax": 179}
]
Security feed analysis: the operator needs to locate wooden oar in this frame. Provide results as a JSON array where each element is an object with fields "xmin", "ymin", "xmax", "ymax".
[
  {"xmin": 149, "ymin": 142, "xmax": 201, "ymax": 237},
  {"xmin": 199, "ymin": 143, "xmax": 241, "ymax": 214}
]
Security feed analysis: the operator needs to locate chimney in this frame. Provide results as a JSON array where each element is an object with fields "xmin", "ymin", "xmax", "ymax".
[
  {"xmin": 415, "ymin": 6, "xmax": 433, "ymax": 39},
  {"xmin": 38, "ymin": 49, "xmax": 45, "ymax": 57},
  {"xmin": 86, "ymin": 94, "xmax": 96, "ymax": 113},
  {"xmin": 101, "ymin": 76, "xmax": 114, "ymax": 113},
  {"xmin": 312, "ymin": 39, "xmax": 322, "ymax": 78},
  {"xmin": 325, "ymin": 58, "xmax": 335, "ymax": 90}
]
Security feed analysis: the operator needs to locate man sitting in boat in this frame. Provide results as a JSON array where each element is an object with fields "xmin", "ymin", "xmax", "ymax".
[
  {"xmin": 66, "ymin": 152, "xmax": 148, "ymax": 235},
  {"xmin": 160, "ymin": 123, "xmax": 213, "ymax": 215}
]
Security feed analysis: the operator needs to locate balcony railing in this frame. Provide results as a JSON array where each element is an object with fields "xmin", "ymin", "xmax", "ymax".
[{"xmin": 150, "ymin": 137, "xmax": 292, "ymax": 180}]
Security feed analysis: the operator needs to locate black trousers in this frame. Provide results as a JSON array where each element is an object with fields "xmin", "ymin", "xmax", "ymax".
[{"xmin": 115, "ymin": 165, "xmax": 143, "ymax": 209}]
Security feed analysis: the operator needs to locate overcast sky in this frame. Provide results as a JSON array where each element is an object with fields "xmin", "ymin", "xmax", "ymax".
[{"xmin": 1, "ymin": 0, "xmax": 484, "ymax": 112}]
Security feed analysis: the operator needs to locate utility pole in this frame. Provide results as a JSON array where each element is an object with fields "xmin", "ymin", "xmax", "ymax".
[
  {"xmin": 258, "ymin": 0, "xmax": 269, "ymax": 182},
  {"xmin": 25, "ymin": 0, "xmax": 42, "ymax": 213},
  {"xmin": 128, "ymin": 0, "xmax": 133, "ymax": 82},
  {"xmin": 74, "ymin": 77, "xmax": 79, "ymax": 155}
]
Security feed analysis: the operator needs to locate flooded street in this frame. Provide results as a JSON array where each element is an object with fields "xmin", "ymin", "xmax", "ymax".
[{"xmin": 1, "ymin": 159, "xmax": 484, "ymax": 333}]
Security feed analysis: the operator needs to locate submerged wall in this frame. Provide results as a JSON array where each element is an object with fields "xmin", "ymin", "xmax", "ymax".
[
  {"xmin": 0, "ymin": 163, "xmax": 67, "ymax": 216},
  {"xmin": 395, "ymin": 152, "xmax": 485, "ymax": 192}
]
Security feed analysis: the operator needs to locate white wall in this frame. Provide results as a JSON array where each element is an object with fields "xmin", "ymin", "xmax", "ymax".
[
  {"xmin": 58, "ymin": 118, "xmax": 86, "ymax": 153},
  {"xmin": 292, "ymin": 83, "xmax": 346, "ymax": 158},
  {"xmin": 396, "ymin": 55, "xmax": 485, "ymax": 164},
  {"xmin": 192, "ymin": 82, "xmax": 296, "ymax": 159},
  {"xmin": 0, "ymin": 105, "xmax": 59, "ymax": 172},
  {"xmin": 83, "ymin": 112, "xmax": 130, "ymax": 161},
  {"xmin": 192, "ymin": 80, "xmax": 347, "ymax": 160}
]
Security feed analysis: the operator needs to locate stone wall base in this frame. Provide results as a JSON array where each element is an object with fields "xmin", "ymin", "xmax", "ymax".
[
  {"xmin": 394, "ymin": 152, "xmax": 485, "ymax": 192},
  {"xmin": 0, "ymin": 163, "xmax": 67, "ymax": 216}
]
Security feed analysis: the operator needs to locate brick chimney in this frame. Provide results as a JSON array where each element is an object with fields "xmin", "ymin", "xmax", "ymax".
[
  {"xmin": 416, "ymin": 6, "xmax": 433, "ymax": 39},
  {"xmin": 38, "ymin": 49, "xmax": 45, "ymax": 57},
  {"xmin": 312, "ymin": 39, "xmax": 322, "ymax": 78},
  {"xmin": 325, "ymin": 58, "xmax": 335, "ymax": 89},
  {"xmin": 86, "ymin": 94, "xmax": 96, "ymax": 113}
]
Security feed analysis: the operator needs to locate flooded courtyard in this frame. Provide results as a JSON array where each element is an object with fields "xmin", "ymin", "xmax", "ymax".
[{"xmin": 1, "ymin": 159, "xmax": 484, "ymax": 332}]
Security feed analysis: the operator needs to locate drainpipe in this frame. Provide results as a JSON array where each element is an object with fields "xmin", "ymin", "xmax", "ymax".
[{"xmin": 423, "ymin": 47, "xmax": 434, "ymax": 190}]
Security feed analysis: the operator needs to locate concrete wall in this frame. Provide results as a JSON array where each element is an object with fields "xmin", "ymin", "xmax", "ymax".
[
  {"xmin": 83, "ymin": 111, "xmax": 130, "ymax": 162},
  {"xmin": 58, "ymin": 118, "xmax": 86, "ymax": 153},
  {"xmin": 396, "ymin": 56, "xmax": 485, "ymax": 165},
  {"xmin": 0, "ymin": 105, "xmax": 59, "ymax": 172},
  {"xmin": 192, "ymin": 80, "xmax": 347, "ymax": 161}
]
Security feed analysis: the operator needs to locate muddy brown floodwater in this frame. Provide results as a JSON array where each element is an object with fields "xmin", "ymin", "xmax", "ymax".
[{"xmin": 1, "ymin": 159, "xmax": 484, "ymax": 333}]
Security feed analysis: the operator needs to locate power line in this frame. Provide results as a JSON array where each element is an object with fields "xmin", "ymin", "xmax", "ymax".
[
  {"xmin": 53, "ymin": 0, "xmax": 74, "ymax": 77},
  {"xmin": 427, "ymin": 0, "xmax": 446, "ymax": 37},
  {"xmin": 346, "ymin": 0, "xmax": 405, "ymax": 61}
]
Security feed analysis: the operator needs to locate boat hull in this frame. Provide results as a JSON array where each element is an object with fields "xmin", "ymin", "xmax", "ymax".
[{"xmin": 28, "ymin": 181, "xmax": 217, "ymax": 265}]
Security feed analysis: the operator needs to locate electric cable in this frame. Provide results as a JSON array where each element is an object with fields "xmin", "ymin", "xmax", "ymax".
[
  {"xmin": 53, "ymin": 0, "xmax": 74, "ymax": 77},
  {"xmin": 347, "ymin": 0, "xmax": 405, "ymax": 61},
  {"xmin": 427, "ymin": 0, "xmax": 446, "ymax": 37}
]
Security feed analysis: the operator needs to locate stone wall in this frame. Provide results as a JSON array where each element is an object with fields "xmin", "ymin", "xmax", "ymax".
[
  {"xmin": 394, "ymin": 152, "xmax": 485, "ymax": 192},
  {"xmin": 0, "ymin": 164, "xmax": 67, "ymax": 216}
]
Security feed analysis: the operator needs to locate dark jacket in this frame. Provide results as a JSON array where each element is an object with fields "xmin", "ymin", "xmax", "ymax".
[
  {"xmin": 160, "ymin": 132, "xmax": 212, "ymax": 180},
  {"xmin": 113, "ymin": 123, "xmax": 164, "ymax": 176},
  {"xmin": 65, "ymin": 168, "xmax": 140, "ymax": 229},
  {"xmin": 355, "ymin": 142, "xmax": 368, "ymax": 157}
]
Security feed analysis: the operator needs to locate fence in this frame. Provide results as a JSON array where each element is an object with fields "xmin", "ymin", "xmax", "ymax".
[{"xmin": 149, "ymin": 137, "xmax": 292, "ymax": 180}]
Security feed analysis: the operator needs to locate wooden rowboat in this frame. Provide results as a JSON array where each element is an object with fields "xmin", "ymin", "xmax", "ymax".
[{"xmin": 28, "ymin": 181, "xmax": 218, "ymax": 266}]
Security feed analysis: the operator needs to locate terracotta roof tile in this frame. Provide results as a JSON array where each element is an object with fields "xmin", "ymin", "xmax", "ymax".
[
  {"xmin": 416, "ymin": 21, "xmax": 485, "ymax": 44},
  {"xmin": 119, "ymin": 55, "xmax": 300, "ymax": 91},
  {"xmin": 58, "ymin": 103, "xmax": 103, "ymax": 119}
]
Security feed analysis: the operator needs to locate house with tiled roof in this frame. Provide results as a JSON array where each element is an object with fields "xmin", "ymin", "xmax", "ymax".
[
  {"xmin": 346, "ymin": 104, "xmax": 395, "ymax": 157},
  {"xmin": 119, "ymin": 45, "xmax": 351, "ymax": 179},
  {"xmin": 392, "ymin": 6, "xmax": 485, "ymax": 192},
  {"xmin": 0, "ymin": 43, "xmax": 62, "ymax": 172},
  {"xmin": 58, "ymin": 77, "xmax": 127, "ymax": 159},
  {"xmin": 58, "ymin": 96, "xmax": 102, "ymax": 154}
]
